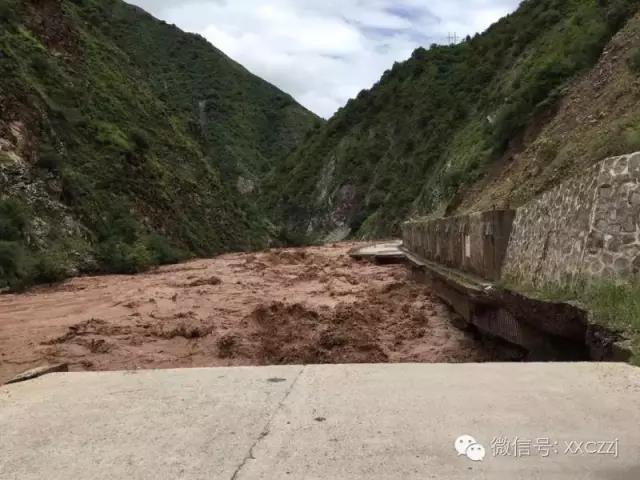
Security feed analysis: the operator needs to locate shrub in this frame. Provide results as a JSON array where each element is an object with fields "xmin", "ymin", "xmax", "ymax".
[
  {"xmin": 628, "ymin": 48, "xmax": 640, "ymax": 74},
  {"xmin": 96, "ymin": 207, "xmax": 140, "ymax": 244},
  {"xmin": 34, "ymin": 253, "xmax": 68, "ymax": 284},
  {"xmin": 0, "ymin": 2, "xmax": 18, "ymax": 24},
  {"xmin": 537, "ymin": 138, "xmax": 560, "ymax": 163},
  {"xmin": 37, "ymin": 143, "xmax": 62, "ymax": 172},
  {"xmin": 97, "ymin": 239, "xmax": 153, "ymax": 274},
  {"xmin": 147, "ymin": 234, "xmax": 185, "ymax": 265},
  {"xmin": 60, "ymin": 170, "xmax": 91, "ymax": 205},
  {"xmin": 0, "ymin": 241, "xmax": 31, "ymax": 290},
  {"xmin": 367, "ymin": 190, "xmax": 386, "ymax": 210},
  {"xmin": 622, "ymin": 125, "xmax": 640, "ymax": 152},
  {"xmin": 273, "ymin": 227, "xmax": 315, "ymax": 248},
  {"xmin": 130, "ymin": 129, "xmax": 150, "ymax": 154},
  {"xmin": 94, "ymin": 121, "xmax": 132, "ymax": 152},
  {"xmin": 492, "ymin": 102, "xmax": 526, "ymax": 150},
  {"xmin": 0, "ymin": 198, "xmax": 28, "ymax": 241},
  {"xmin": 31, "ymin": 56, "xmax": 52, "ymax": 76},
  {"xmin": 404, "ymin": 139, "xmax": 416, "ymax": 154},
  {"xmin": 605, "ymin": 0, "xmax": 637, "ymax": 33}
]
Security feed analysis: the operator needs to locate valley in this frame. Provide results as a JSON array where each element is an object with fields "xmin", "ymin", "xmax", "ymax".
[
  {"xmin": 2, "ymin": 1, "xmax": 640, "ymax": 477},
  {"xmin": 2, "ymin": 0, "xmax": 640, "ymax": 373}
]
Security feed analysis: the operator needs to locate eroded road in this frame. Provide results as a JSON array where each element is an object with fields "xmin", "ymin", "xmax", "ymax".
[{"xmin": 0, "ymin": 243, "xmax": 497, "ymax": 383}]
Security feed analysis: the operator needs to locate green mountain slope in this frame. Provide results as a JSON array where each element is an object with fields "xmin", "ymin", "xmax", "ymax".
[
  {"xmin": 0, "ymin": 0, "xmax": 318, "ymax": 289},
  {"xmin": 267, "ymin": 0, "xmax": 640, "ymax": 241},
  {"xmin": 455, "ymin": 7, "xmax": 640, "ymax": 214}
]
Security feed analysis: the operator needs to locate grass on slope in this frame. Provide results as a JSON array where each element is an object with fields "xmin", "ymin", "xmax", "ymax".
[{"xmin": 506, "ymin": 278, "xmax": 640, "ymax": 365}]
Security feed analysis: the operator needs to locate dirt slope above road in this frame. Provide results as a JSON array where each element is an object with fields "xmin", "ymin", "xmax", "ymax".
[{"xmin": 0, "ymin": 244, "xmax": 497, "ymax": 383}]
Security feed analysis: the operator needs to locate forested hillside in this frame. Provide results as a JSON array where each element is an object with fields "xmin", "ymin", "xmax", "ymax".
[
  {"xmin": 267, "ymin": 0, "xmax": 640, "ymax": 241},
  {"xmin": 0, "ymin": 0, "xmax": 318, "ymax": 289},
  {"xmin": 4, "ymin": 0, "xmax": 640, "ymax": 290}
]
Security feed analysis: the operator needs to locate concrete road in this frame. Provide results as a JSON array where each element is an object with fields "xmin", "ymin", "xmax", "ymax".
[
  {"xmin": 1, "ymin": 363, "xmax": 639, "ymax": 479},
  {"xmin": 349, "ymin": 240, "xmax": 405, "ymax": 263}
]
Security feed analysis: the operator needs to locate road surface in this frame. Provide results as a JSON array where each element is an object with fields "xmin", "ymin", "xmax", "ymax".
[{"xmin": 1, "ymin": 363, "xmax": 639, "ymax": 479}]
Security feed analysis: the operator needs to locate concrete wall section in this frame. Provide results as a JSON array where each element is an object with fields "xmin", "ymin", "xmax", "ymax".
[{"xmin": 402, "ymin": 210, "xmax": 515, "ymax": 281}]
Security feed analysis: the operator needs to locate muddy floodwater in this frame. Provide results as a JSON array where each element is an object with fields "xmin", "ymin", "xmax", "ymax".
[{"xmin": 0, "ymin": 243, "xmax": 499, "ymax": 383}]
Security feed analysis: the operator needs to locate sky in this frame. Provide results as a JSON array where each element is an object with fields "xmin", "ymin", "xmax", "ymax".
[{"xmin": 127, "ymin": 0, "xmax": 521, "ymax": 118}]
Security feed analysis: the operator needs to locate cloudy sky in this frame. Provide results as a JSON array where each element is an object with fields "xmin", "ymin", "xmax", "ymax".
[{"xmin": 127, "ymin": 0, "xmax": 521, "ymax": 118}]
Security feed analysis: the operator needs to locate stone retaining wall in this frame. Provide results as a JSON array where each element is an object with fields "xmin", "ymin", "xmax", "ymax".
[
  {"xmin": 403, "ymin": 152, "xmax": 640, "ymax": 286},
  {"xmin": 503, "ymin": 152, "xmax": 640, "ymax": 285},
  {"xmin": 584, "ymin": 153, "xmax": 640, "ymax": 278}
]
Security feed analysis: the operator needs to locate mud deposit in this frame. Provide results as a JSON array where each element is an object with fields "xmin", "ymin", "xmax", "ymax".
[{"xmin": 0, "ymin": 244, "xmax": 498, "ymax": 383}]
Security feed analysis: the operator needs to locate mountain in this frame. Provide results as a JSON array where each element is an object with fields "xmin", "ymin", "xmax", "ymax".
[
  {"xmin": 266, "ymin": 0, "xmax": 640, "ymax": 241},
  {"xmin": 0, "ymin": 0, "xmax": 319, "ymax": 289},
  {"xmin": 4, "ymin": 0, "xmax": 640, "ymax": 290}
]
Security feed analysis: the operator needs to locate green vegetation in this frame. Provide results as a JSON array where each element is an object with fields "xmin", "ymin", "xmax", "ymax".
[
  {"xmin": 0, "ymin": 0, "xmax": 317, "ymax": 289},
  {"xmin": 505, "ymin": 277, "xmax": 640, "ymax": 365},
  {"xmin": 0, "ymin": 198, "xmax": 69, "ymax": 289},
  {"xmin": 628, "ymin": 46, "xmax": 640, "ymax": 73},
  {"xmin": 267, "ymin": 0, "xmax": 640, "ymax": 239},
  {"xmin": 3, "ymin": 0, "xmax": 639, "ymax": 292}
]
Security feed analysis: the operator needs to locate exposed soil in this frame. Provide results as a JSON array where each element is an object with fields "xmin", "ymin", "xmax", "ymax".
[
  {"xmin": 0, "ymin": 243, "xmax": 499, "ymax": 383},
  {"xmin": 27, "ymin": 0, "xmax": 80, "ymax": 57}
]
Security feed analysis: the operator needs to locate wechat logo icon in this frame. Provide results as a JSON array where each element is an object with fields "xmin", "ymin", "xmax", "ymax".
[{"xmin": 455, "ymin": 435, "xmax": 486, "ymax": 462}]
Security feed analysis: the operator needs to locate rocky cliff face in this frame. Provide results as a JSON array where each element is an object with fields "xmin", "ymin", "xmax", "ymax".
[{"xmin": 0, "ymin": 0, "xmax": 319, "ymax": 289}]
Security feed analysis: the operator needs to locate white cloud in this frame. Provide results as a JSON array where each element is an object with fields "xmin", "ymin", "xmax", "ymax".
[{"xmin": 126, "ymin": 0, "xmax": 521, "ymax": 118}]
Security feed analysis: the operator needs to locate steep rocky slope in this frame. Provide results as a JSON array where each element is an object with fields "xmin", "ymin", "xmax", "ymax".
[
  {"xmin": 267, "ymin": 0, "xmax": 640, "ymax": 241},
  {"xmin": 0, "ymin": 0, "xmax": 318, "ymax": 289}
]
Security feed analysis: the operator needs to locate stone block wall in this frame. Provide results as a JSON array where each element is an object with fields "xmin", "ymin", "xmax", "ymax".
[
  {"xmin": 501, "ymin": 164, "xmax": 599, "ymax": 285},
  {"xmin": 402, "ymin": 210, "xmax": 515, "ymax": 281},
  {"xmin": 403, "ymin": 152, "xmax": 640, "ymax": 286},
  {"xmin": 583, "ymin": 154, "xmax": 640, "ymax": 278},
  {"xmin": 502, "ymin": 152, "xmax": 640, "ymax": 285}
]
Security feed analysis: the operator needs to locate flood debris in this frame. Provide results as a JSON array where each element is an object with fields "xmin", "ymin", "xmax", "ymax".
[{"xmin": 0, "ymin": 243, "xmax": 500, "ymax": 384}]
